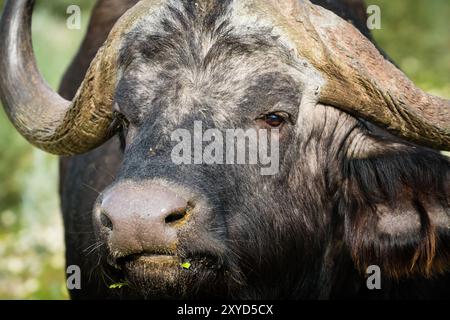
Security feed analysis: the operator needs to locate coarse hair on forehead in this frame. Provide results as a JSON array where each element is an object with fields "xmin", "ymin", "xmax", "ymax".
[
  {"xmin": 117, "ymin": 0, "xmax": 302, "ymax": 71},
  {"xmin": 115, "ymin": 0, "xmax": 325, "ymax": 129}
]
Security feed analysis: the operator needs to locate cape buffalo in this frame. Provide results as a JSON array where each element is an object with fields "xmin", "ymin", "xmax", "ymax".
[{"xmin": 0, "ymin": 0, "xmax": 449, "ymax": 299}]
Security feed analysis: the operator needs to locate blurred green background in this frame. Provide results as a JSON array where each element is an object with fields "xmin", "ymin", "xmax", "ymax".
[{"xmin": 0, "ymin": 0, "xmax": 449, "ymax": 299}]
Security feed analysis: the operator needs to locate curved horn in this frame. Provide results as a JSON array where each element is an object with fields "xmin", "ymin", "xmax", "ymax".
[
  {"xmin": 250, "ymin": 0, "xmax": 450, "ymax": 150},
  {"xmin": 302, "ymin": 2, "xmax": 450, "ymax": 150},
  {"xmin": 0, "ymin": 0, "xmax": 152, "ymax": 155}
]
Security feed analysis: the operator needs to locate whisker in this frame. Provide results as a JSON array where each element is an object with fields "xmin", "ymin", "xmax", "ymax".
[
  {"xmin": 93, "ymin": 164, "xmax": 116, "ymax": 180},
  {"xmin": 83, "ymin": 241, "xmax": 104, "ymax": 256},
  {"xmin": 82, "ymin": 183, "xmax": 102, "ymax": 195}
]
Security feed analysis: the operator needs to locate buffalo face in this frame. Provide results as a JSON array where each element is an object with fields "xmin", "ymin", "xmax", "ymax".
[
  {"xmin": 1, "ymin": 0, "xmax": 449, "ymax": 299},
  {"xmin": 93, "ymin": 6, "xmax": 313, "ymax": 296}
]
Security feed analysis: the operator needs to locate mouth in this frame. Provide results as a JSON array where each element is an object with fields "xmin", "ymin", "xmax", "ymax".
[
  {"xmin": 115, "ymin": 253, "xmax": 181, "ymax": 273},
  {"xmin": 125, "ymin": 254, "xmax": 180, "ymax": 264},
  {"xmin": 114, "ymin": 250, "xmax": 221, "ymax": 268},
  {"xmin": 105, "ymin": 251, "xmax": 229, "ymax": 298},
  {"xmin": 112, "ymin": 251, "xmax": 222, "ymax": 280}
]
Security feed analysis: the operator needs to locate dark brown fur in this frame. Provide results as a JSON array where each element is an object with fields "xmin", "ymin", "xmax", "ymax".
[{"xmin": 58, "ymin": 0, "xmax": 450, "ymax": 299}]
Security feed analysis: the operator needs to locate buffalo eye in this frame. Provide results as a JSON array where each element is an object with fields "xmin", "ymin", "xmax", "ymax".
[{"xmin": 256, "ymin": 112, "xmax": 290, "ymax": 128}]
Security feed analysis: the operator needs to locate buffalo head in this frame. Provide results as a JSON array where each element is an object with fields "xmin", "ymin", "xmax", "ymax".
[{"xmin": 1, "ymin": 0, "xmax": 449, "ymax": 299}]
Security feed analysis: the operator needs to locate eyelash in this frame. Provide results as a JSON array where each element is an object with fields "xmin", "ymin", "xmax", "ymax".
[{"xmin": 256, "ymin": 111, "xmax": 291, "ymax": 128}]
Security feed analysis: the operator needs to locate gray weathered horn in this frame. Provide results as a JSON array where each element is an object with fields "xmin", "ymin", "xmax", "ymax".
[
  {"xmin": 0, "ymin": 0, "xmax": 156, "ymax": 155},
  {"xmin": 247, "ymin": 0, "xmax": 450, "ymax": 150},
  {"xmin": 2, "ymin": 0, "xmax": 449, "ymax": 153}
]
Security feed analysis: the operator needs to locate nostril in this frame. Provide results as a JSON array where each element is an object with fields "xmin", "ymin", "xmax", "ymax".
[
  {"xmin": 100, "ymin": 211, "xmax": 114, "ymax": 231},
  {"xmin": 164, "ymin": 209, "xmax": 187, "ymax": 224}
]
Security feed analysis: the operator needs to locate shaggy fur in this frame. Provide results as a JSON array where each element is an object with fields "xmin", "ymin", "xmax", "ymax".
[{"xmin": 58, "ymin": 0, "xmax": 450, "ymax": 299}]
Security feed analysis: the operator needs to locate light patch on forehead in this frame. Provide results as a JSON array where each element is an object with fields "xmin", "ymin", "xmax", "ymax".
[
  {"xmin": 124, "ymin": 59, "xmax": 258, "ymax": 136},
  {"xmin": 118, "ymin": 0, "xmax": 326, "ymax": 134},
  {"xmin": 229, "ymin": 0, "xmax": 326, "ymax": 133},
  {"xmin": 229, "ymin": 0, "xmax": 325, "ymax": 76},
  {"xmin": 119, "ymin": 0, "xmax": 228, "ymax": 61},
  {"xmin": 117, "ymin": 1, "xmax": 237, "ymax": 130}
]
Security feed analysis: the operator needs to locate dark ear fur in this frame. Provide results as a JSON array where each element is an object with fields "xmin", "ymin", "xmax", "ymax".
[{"xmin": 339, "ymin": 140, "xmax": 450, "ymax": 279}]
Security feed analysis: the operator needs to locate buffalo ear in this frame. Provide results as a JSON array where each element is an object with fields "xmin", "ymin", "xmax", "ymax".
[{"xmin": 340, "ymin": 149, "xmax": 450, "ymax": 279}]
